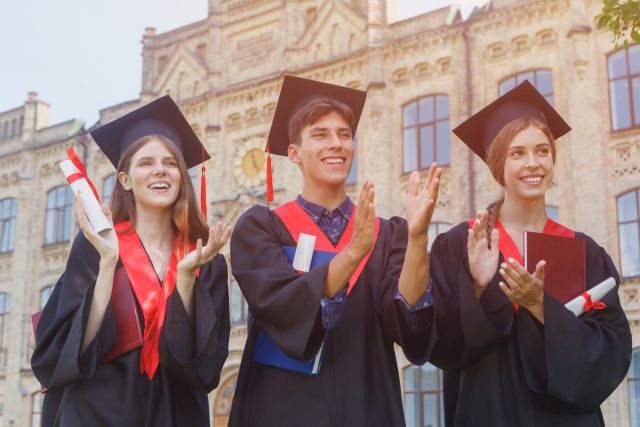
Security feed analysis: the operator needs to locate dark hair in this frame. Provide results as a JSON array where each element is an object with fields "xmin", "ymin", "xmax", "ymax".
[
  {"xmin": 110, "ymin": 134, "xmax": 210, "ymax": 258},
  {"xmin": 288, "ymin": 98, "xmax": 355, "ymax": 146},
  {"xmin": 485, "ymin": 116, "xmax": 556, "ymax": 245}
]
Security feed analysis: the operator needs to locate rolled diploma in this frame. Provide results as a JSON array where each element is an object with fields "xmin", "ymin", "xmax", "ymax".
[
  {"xmin": 59, "ymin": 160, "xmax": 112, "ymax": 236},
  {"xmin": 564, "ymin": 277, "xmax": 616, "ymax": 317},
  {"xmin": 292, "ymin": 233, "xmax": 316, "ymax": 272}
]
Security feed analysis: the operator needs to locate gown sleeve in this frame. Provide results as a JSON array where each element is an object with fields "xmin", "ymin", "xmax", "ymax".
[
  {"xmin": 31, "ymin": 232, "xmax": 118, "ymax": 390},
  {"xmin": 517, "ymin": 233, "xmax": 632, "ymax": 410},
  {"xmin": 159, "ymin": 254, "xmax": 230, "ymax": 394},
  {"xmin": 230, "ymin": 206, "xmax": 327, "ymax": 363},
  {"xmin": 429, "ymin": 223, "xmax": 514, "ymax": 370},
  {"xmin": 377, "ymin": 217, "xmax": 435, "ymax": 366}
]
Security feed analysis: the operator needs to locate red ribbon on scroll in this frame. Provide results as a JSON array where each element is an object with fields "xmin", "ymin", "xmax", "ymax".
[
  {"xmin": 67, "ymin": 147, "xmax": 101, "ymax": 204},
  {"xmin": 581, "ymin": 292, "xmax": 606, "ymax": 312}
]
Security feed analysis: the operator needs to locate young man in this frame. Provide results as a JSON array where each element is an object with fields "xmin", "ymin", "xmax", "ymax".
[{"xmin": 229, "ymin": 75, "xmax": 440, "ymax": 426}]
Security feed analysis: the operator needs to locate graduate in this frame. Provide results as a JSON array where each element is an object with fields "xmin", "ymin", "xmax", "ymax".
[
  {"xmin": 228, "ymin": 75, "xmax": 440, "ymax": 426},
  {"xmin": 31, "ymin": 96, "xmax": 232, "ymax": 427},
  {"xmin": 429, "ymin": 80, "xmax": 632, "ymax": 427}
]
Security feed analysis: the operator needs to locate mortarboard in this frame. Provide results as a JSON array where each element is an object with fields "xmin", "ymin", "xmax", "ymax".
[
  {"xmin": 452, "ymin": 80, "xmax": 571, "ymax": 163},
  {"xmin": 90, "ymin": 95, "xmax": 211, "ymax": 217},
  {"xmin": 265, "ymin": 75, "xmax": 367, "ymax": 201}
]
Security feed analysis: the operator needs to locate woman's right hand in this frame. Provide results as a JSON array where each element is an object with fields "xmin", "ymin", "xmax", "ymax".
[
  {"xmin": 467, "ymin": 210, "xmax": 500, "ymax": 298},
  {"xmin": 77, "ymin": 190, "xmax": 119, "ymax": 264}
]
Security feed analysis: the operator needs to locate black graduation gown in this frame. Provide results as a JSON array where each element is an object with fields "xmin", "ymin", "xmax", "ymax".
[
  {"xmin": 228, "ymin": 205, "xmax": 435, "ymax": 427},
  {"xmin": 31, "ymin": 232, "xmax": 230, "ymax": 427},
  {"xmin": 429, "ymin": 222, "xmax": 632, "ymax": 427}
]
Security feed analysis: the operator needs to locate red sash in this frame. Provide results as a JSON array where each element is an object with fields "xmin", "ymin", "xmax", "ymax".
[
  {"xmin": 275, "ymin": 201, "xmax": 380, "ymax": 295},
  {"xmin": 115, "ymin": 222, "xmax": 198, "ymax": 379},
  {"xmin": 466, "ymin": 218, "xmax": 574, "ymax": 312}
]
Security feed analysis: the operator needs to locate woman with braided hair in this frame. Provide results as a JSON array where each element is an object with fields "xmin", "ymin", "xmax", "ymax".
[{"xmin": 428, "ymin": 81, "xmax": 631, "ymax": 427}]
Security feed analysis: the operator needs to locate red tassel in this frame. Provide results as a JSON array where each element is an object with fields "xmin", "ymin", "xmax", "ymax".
[
  {"xmin": 200, "ymin": 146, "xmax": 207, "ymax": 219},
  {"xmin": 266, "ymin": 138, "xmax": 274, "ymax": 203}
]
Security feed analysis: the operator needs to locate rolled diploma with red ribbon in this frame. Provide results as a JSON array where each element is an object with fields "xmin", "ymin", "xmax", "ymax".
[
  {"xmin": 292, "ymin": 233, "xmax": 316, "ymax": 273},
  {"xmin": 564, "ymin": 277, "xmax": 616, "ymax": 317},
  {"xmin": 59, "ymin": 160, "xmax": 112, "ymax": 235}
]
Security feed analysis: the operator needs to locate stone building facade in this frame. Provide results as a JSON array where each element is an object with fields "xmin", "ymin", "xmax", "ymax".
[{"xmin": 1, "ymin": 0, "xmax": 640, "ymax": 425}]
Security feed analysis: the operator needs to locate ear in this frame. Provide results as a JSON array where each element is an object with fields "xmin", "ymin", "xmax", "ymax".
[
  {"xmin": 118, "ymin": 171, "xmax": 132, "ymax": 191},
  {"xmin": 288, "ymin": 144, "xmax": 302, "ymax": 164}
]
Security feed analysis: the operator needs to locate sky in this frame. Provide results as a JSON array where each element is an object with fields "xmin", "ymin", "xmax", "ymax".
[{"xmin": 0, "ymin": 0, "xmax": 487, "ymax": 127}]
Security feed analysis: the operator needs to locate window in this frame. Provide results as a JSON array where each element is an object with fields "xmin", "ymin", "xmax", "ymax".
[
  {"xmin": 1, "ymin": 122, "xmax": 6, "ymax": 139},
  {"xmin": 19, "ymin": 115, "xmax": 23, "ymax": 134},
  {"xmin": 31, "ymin": 392, "xmax": 43, "ymax": 427},
  {"xmin": 40, "ymin": 286, "xmax": 54, "ymax": 309},
  {"xmin": 346, "ymin": 131, "xmax": 358, "ymax": 185},
  {"xmin": 402, "ymin": 95, "xmax": 450, "ymax": 173},
  {"xmin": 0, "ymin": 293, "xmax": 11, "ymax": 366},
  {"xmin": 189, "ymin": 166, "xmax": 199, "ymax": 194},
  {"xmin": 45, "ymin": 186, "xmax": 74, "ymax": 245},
  {"xmin": 11, "ymin": 119, "xmax": 16, "ymax": 137},
  {"xmin": 499, "ymin": 70, "xmax": 553, "ymax": 106},
  {"xmin": 630, "ymin": 348, "xmax": 640, "ymax": 426},
  {"xmin": 214, "ymin": 374, "xmax": 238, "ymax": 427},
  {"xmin": 0, "ymin": 199, "xmax": 17, "ymax": 253},
  {"xmin": 404, "ymin": 363, "xmax": 444, "ymax": 427},
  {"xmin": 102, "ymin": 174, "xmax": 116, "ymax": 207},
  {"xmin": 230, "ymin": 275, "xmax": 249, "ymax": 324},
  {"xmin": 427, "ymin": 223, "xmax": 452, "ymax": 253},
  {"xmin": 618, "ymin": 189, "xmax": 640, "ymax": 278},
  {"xmin": 546, "ymin": 206, "xmax": 559, "ymax": 223},
  {"xmin": 608, "ymin": 45, "xmax": 640, "ymax": 130}
]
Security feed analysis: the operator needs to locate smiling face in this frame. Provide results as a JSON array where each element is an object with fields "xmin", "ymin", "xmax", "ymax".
[
  {"xmin": 288, "ymin": 111, "xmax": 355, "ymax": 186},
  {"xmin": 502, "ymin": 125, "xmax": 554, "ymax": 202},
  {"xmin": 118, "ymin": 138, "xmax": 182, "ymax": 211}
]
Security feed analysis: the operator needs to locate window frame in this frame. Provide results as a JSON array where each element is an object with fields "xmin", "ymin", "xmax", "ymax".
[
  {"xmin": 44, "ymin": 186, "xmax": 74, "ymax": 245},
  {"xmin": 0, "ymin": 198, "xmax": 17, "ymax": 253},
  {"xmin": 345, "ymin": 131, "xmax": 358, "ymax": 185},
  {"xmin": 102, "ymin": 174, "xmax": 116, "ymax": 208},
  {"xmin": 617, "ymin": 188, "xmax": 640, "ymax": 279},
  {"xmin": 607, "ymin": 45, "xmax": 640, "ymax": 131},
  {"xmin": 404, "ymin": 363, "xmax": 444, "ymax": 427},
  {"xmin": 401, "ymin": 94, "xmax": 451, "ymax": 174},
  {"xmin": 229, "ymin": 275, "xmax": 249, "ymax": 325},
  {"xmin": 31, "ymin": 392, "xmax": 43, "ymax": 427},
  {"xmin": 498, "ymin": 69, "xmax": 554, "ymax": 106}
]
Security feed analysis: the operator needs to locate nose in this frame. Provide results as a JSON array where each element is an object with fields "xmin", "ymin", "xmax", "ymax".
[
  {"xmin": 525, "ymin": 152, "xmax": 540, "ymax": 169},
  {"xmin": 152, "ymin": 162, "xmax": 167, "ymax": 176},
  {"xmin": 327, "ymin": 132, "xmax": 342, "ymax": 150}
]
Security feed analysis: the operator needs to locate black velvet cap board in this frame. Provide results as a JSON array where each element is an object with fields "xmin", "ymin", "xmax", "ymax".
[
  {"xmin": 90, "ymin": 95, "xmax": 210, "ymax": 169},
  {"xmin": 452, "ymin": 80, "xmax": 571, "ymax": 163},
  {"xmin": 266, "ymin": 75, "xmax": 368, "ymax": 156}
]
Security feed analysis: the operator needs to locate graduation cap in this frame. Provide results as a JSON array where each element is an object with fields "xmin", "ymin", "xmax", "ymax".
[
  {"xmin": 90, "ymin": 95, "xmax": 211, "ymax": 217},
  {"xmin": 264, "ymin": 75, "xmax": 367, "ymax": 202},
  {"xmin": 452, "ymin": 80, "xmax": 571, "ymax": 163}
]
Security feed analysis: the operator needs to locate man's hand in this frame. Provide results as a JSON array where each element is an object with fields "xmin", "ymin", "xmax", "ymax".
[
  {"xmin": 346, "ymin": 179, "xmax": 376, "ymax": 260},
  {"xmin": 405, "ymin": 163, "xmax": 441, "ymax": 242}
]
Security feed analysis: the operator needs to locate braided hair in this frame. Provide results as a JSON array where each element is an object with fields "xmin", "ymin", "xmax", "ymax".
[{"xmin": 483, "ymin": 116, "xmax": 556, "ymax": 247}]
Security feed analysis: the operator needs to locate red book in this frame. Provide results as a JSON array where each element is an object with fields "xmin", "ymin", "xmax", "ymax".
[
  {"xmin": 32, "ymin": 267, "xmax": 144, "ymax": 392},
  {"xmin": 524, "ymin": 232, "xmax": 586, "ymax": 304}
]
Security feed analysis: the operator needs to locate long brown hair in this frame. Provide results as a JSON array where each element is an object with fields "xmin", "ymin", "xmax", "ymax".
[
  {"xmin": 110, "ymin": 134, "xmax": 209, "ymax": 258},
  {"xmin": 484, "ymin": 116, "xmax": 556, "ymax": 245}
]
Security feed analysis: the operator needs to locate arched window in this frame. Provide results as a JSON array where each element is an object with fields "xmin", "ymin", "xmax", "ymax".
[
  {"xmin": 40, "ymin": 286, "xmax": 54, "ymax": 310},
  {"xmin": 45, "ymin": 186, "xmax": 74, "ymax": 245},
  {"xmin": 0, "ymin": 293, "xmax": 11, "ymax": 366},
  {"xmin": 427, "ymin": 222, "xmax": 452, "ymax": 253},
  {"xmin": 31, "ymin": 392, "xmax": 43, "ymax": 427},
  {"xmin": 214, "ymin": 374, "xmax": 238, "ymax": 426},
  {"xmin": 499, "ymin": 70, "xmax": 553, "ymax": 106},
  {"xmin": 102, "ymin": 174, "xmax": 116, "ymax": 207},
  {"xmin": 608, "ymin": 45, "xmax": 640, "ymax": 130},
  {"xmin": 19, "ymin": 116, "xmax": 23, "ymax": 134},
  {"xmin": 404, "ymin": 363, "xmax": 444, "ymax": 427},
  {"xmin": 618, "ymin": 189, "xmax": 640, "ymax": 278},
  {"xmin": 230, "ymin": 275, "xmax": 249, "ymax": 324},
  {"xmin": 346, "ymin": 131, "xmax": 358, "ymax": 185},
  {"xmin": 402, "ymin": 95, "xmax": 450, "ymax": 173},
  {"xmin": 0, "ymin": 198, "xmax": 17, "ymax": 253},
  {"xmin": 11, "ymin": 119, "xmax": 16, "ymax": 137}
]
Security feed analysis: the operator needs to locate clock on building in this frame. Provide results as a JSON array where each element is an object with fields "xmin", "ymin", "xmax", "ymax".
[{"xmin": 234, "ymin": 137, "xmax": 267, "ymax": 188}]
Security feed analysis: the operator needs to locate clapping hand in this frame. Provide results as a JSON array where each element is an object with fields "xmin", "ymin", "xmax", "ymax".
[
  {"xmin": 177, "ymin": 222, "xmax": 232, "ymax": 275},
  {"xmin": 467, "ymin": 210, "xmax": 500, "ymax": 298},
  {"xmin": 405, "ymin": 163, "xmax": 441, "ymax": 241},
  {"xmin": 498, "ymin": 258, "xmax": 545, "ymax": 311},
  {"xmin": 347, "ymin": 179, "xmax": 376, "ymax": 259}
]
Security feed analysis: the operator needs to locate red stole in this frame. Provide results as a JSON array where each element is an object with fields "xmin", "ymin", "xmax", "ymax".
[
  {"xmin": 115, "ymin": 222, "xmax": 198, "ymax": 379},
  {"xmin": 466, "ymin": 218, "xmax": 574, "ymax": 312},
  {"xmin": 274, "ymin": 201, "xmax": 380, "ymax": 295}
]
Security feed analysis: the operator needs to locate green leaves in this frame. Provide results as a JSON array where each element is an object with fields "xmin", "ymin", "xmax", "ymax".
[{"xmin": 597, "ymin": 0, "xmax": 640, "ymax": 51}]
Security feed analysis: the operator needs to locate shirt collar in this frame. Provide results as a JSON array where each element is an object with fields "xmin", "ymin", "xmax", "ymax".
[{"xmin": 296, "ymin": 195, "xmax": 353, "ymax": 223}]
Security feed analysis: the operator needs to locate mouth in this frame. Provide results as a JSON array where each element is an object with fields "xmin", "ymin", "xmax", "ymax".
[
  {"xmin": 519, "ymin": 174, "xmax": 544, "ymax": 186},
  {"xmin": 321, "ymin": 157, "xmax": 346, "ymax": 166},
  {"xmin": 148, "ymin": 181, "xmax": 171, "ymax": 192}
]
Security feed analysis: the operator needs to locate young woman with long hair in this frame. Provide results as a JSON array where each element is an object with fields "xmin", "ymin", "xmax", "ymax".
[
  {"xmin": 429, "ymin": 81, "xmax": 631, "ymax": 426},
  {"xmin": 32, "ymin": 96, "xmax": 231, "ymax": 427}
]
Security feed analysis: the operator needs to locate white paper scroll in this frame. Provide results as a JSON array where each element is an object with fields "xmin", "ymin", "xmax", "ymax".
[
  {"xmin": 292, "ymin": 233, "xmax": 316, "ymax": 272},
  {"xmin": 59, "ymin": 160, "xmax": 112, "ymax": 236},
  {"xmin": 564, "ymin": 277, "xmax": 616, "ymax": 317}
]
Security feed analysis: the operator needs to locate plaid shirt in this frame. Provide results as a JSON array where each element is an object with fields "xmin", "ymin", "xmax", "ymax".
[{"xmin": 296, "ymin": 195, "xmax": 432, "ymax": 332}]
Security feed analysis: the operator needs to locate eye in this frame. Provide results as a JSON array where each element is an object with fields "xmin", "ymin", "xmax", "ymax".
[
  {"xmin": 339, "ymin": 132, "xmax": 352, "ymax": 139},
  {"xmin": 165, "ymin": 161, "xmax": 177, "ymax": 166},
  {"xmin": 537, "ymin": 148, "xmax": 549, "ymax": 155},
  {"xmin": 510, "ymin": 150, "xmax": 523, "ymax": 157},
  {"xmin": 140, "ymin": 161, "xmax": 151, "ymax": 166}
]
